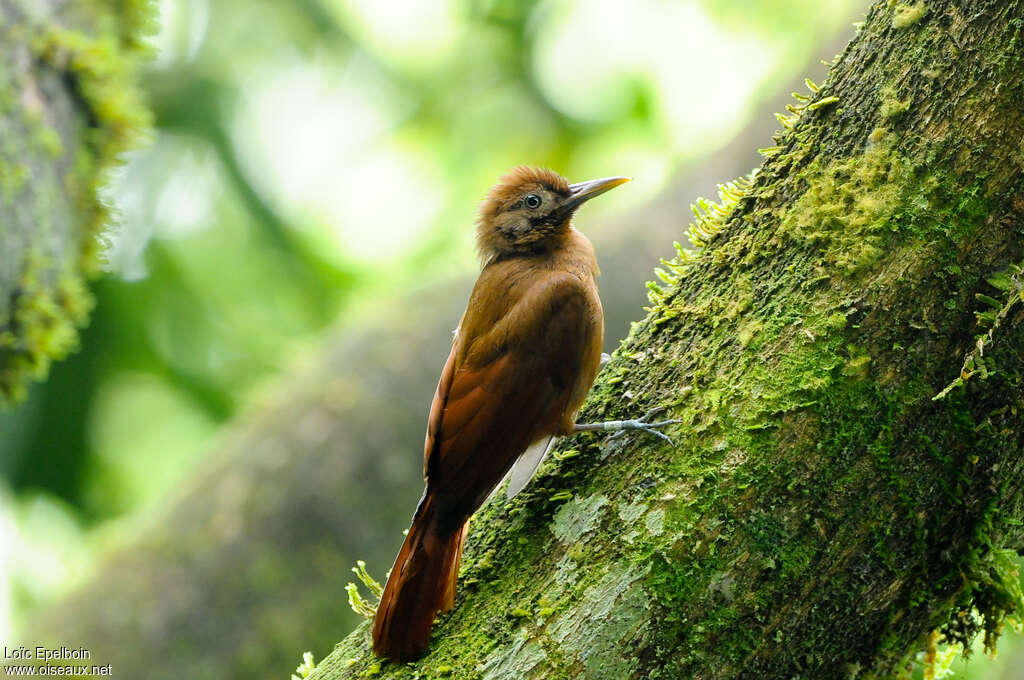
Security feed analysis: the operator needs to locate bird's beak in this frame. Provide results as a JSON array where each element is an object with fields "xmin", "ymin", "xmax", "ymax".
[{"xmin": 558, "ymin": 176, "xmax": 631, "ymax": 215}]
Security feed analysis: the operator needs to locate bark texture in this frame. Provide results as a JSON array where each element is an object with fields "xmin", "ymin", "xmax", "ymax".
[
  {"xmin": 310, "ymin": 1, "xmax": 1024, "ymax": 678},
  {"xmin": 0, "ymin": 0, "xmax": 152, "ymax": 403}
]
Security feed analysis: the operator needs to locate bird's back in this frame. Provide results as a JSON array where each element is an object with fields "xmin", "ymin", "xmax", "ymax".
[{"xmin": 426, "ymin": 228, "xmax": 603, "ymax": 517}]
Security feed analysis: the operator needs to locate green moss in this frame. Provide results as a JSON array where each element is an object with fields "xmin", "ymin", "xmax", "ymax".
[
  {"xmin": 648, "ymin": 174, "xmax": 755, "ymax": 311},
  {"xmin": 736, "ymin": 319, "xmax": 762, "ymax": 347},
  {"xmin": 880, "ymin": 86, "xmax": 912, "ymax": 120},
  {"xmin": 0, "ymin": 5, "xmax": 155, "ymax": 405},
  {"xmin": 118, "ymin": 0, "xmax": 160, "ymax": 50},
  {"xmin": 899, "ymin": 534, "xmax": 1024, "ymax": 675},
  {"xmin": 0, "ymin": 252, "xmax": 94, "ymax": 401},
  {"xmin": 934, "ymin": 262, "xmax": 1024, "ymax": 400},
  {"xmin": 892, "ymin": 2, "xmax": 927, "ymax": 29},
  {"xmin": 291, "ymin": 652, "xmax": 316, "ymax": 680},
  {"xmin": 345, "ymin": 560, "xmax": 383, "ymax": 619},
  {"xmin": 33, "ymin": 26, "xmax": 154, "ymax": 274},
  {"xmin": 807, "ymin": 95, "xmax": 840, "ymax": 111},
  {"xmin": 628, "ymin": 95, "xmax": 1016, "ymax": 672},
  {"xmin": 773, "ymin": 134, "xmax": 910, "ymax": 276},
  {"xmin": 843, "ymin": 351, "xmax": 873, "ymax": 380}
]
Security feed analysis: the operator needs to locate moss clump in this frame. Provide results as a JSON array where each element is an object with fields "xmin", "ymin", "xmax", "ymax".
[
  {"xmin": 772, "ymin": 134, "xmax": 911, "ymax": 276},
  {"xmin": 868, "ymin": 127, "xmax": 889, "ymax": 144},
  {"xmin": 345, "ymin": 560, "xmax": 383, "ymax": 619},
  {"xmin": 647, "ymin": 174, "xmax": 755, "ymax": 312},
  {"xmin": 880, "ymin": 86, "xmax": 912, "ymax": 120},
  {"xmin": 118, "ymin": 0, "xmax": 160, "ymax": 50},
  {"xmin": 0, "ymin": 252, "xmax": 94, "ymax": 401},
  {"xmin": 900, "ymin": 544, "xmax": 1024, "ymax": 677},
  {"xmin": 291, "ymin": 652, "xmax": 316, "ymax": 680},
  {"xmin": 892, "ymin": 2, "xmax": 928, "ymax": 29}
]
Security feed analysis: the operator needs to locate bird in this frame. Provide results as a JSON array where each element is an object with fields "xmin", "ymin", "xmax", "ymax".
[{"xmin": 371, "ymin": 166, "xmax": 678, "ymax": 661}]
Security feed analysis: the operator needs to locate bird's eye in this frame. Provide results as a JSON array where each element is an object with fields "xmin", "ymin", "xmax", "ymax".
[{"xmin": 524, "ymin": 194, "xmax": 542, "ymax": 209}]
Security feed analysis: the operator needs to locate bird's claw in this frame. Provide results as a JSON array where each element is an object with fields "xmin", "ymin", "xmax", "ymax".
[
  {"xmin": 574, "ymin": 406, "xmax": 682, "ymax": 445},
  {"xmin": 607, "ymin": 407, "xmax": 683, "ymax": 446},
  {"xmin": 608, "ymin": 419, "xmax": 683, "ymax": 445}
]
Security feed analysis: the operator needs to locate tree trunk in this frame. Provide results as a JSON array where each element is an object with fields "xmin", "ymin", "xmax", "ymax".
[
  {"xmin": 0, "ymin": 0, "xmax": 151, "ymax": 403},
  {"xmin": 310, "ymin": 1, "xmax": 1024, "ymax": 678}
]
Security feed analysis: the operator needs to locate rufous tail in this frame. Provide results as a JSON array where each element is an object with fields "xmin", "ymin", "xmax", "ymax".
[{"xmin": 371, "ymin": 494, "xmax": 468, "ymax": 661}]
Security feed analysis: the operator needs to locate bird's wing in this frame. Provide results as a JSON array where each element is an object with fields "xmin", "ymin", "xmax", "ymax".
[
  {"xmin": 424, "ymin": 273, "xmax": 595, "ymax": 512},
  {"xmin": 424, "ymin": 336, "xmax": 459, "ymax": 477},
  {"xmin": 505, "ymin": 435, "xmax": 555, "ymax": 499}
]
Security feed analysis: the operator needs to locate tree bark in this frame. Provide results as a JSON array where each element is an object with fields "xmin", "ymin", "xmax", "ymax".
[
  {"xmin": 0, "ymin": 0, "xmax": 151, "ymax": 403},
  {"xmin": 308, "ymin": 1, "xmax": 1024, "ymax": 678}
]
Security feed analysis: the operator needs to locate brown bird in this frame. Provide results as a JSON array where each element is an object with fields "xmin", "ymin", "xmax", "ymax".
[{"xmin": 371, "ymin": 166, "xmax": 677, "ymax": 661}]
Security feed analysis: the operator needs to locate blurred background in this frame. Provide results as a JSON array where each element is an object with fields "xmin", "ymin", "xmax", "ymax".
[{"xmin": 0, "ymin": 0, "xmax": 1020, "ymax": 678}]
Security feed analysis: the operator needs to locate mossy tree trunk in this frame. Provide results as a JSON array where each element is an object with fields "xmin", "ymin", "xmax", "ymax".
[
  {"xmin": 313, "ymin": 1, "xmax": 1024, "ymax": 678},
  {"xmin": 0, "ymin": 0, "xmax": 152, "ymax": 403}
]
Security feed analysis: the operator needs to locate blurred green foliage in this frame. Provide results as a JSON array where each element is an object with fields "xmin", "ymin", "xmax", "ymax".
[
  {"xmin": 0, "ymin": 0, "xmax": 857, "ymax": 527},
  {"xmin": 2, "ymin": 1, "xmax": 1020, "ymax": 677}
]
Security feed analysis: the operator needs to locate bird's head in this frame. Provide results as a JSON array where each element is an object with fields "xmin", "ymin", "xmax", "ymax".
[{"xmin": 475, "ymin": 166, "xmax": 629, "ymax": 264}]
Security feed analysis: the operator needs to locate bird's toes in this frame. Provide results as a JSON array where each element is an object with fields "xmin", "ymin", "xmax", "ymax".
[
  {"xmin": 641, "ymin": 406, "xmax": 669, "ymax": 421},
  {"xmin": 633, "ymin": 412, "xmax": 681, "ymax": 446}
]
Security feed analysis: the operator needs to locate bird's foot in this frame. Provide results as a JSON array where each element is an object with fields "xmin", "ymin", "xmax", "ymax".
[
  {"xmin": 573, "ymin": 407, "xmax": 682, "ymax": 446},
  {"xmin": 600, "ymin": 352, "xmax": 612, "ymax": 366}
]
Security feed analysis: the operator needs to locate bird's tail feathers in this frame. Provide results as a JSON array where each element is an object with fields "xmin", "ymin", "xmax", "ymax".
[{"xmin": 371, "ymin": 495, "xmax": 466, "ymax": 661}]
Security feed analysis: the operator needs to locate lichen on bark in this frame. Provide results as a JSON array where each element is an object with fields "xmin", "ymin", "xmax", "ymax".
[
  {"xmin": 0, "ymin": 0, "xmax": 154, "ymax": 403},
  {"xmin": 312, "ymin": 1, "xmax": 1024, "ymax": 678}
]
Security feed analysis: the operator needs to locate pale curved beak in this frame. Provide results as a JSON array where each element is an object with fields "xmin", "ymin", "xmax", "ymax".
[{"xmin": 560, "ymin": 176, "xmax": 631, "ymax": 215}]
